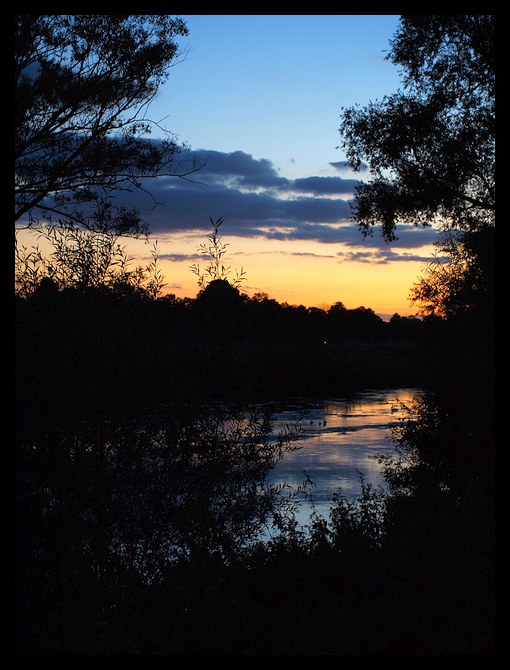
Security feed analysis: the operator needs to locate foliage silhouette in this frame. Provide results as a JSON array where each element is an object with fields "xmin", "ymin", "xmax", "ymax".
[
  {"xmin": 339, "ymin": 15, "xmax": 494, "ymax": 242},
  {"xmin": 190, "ymin": 217, "xmax": 247, "ymax": 289},
  {"xmin": 16, "ymin": 406, "xmax": 301, "ymax": 653},
  {"xmin": 410, "ymin": 227, "xmax": 495, "ymax": 320},
  {"xmin": 15, "ymin": 266, "xmax": 494, "ymax": 654},
  {"xmin": 15, "ymin": 222, "xmax": 166, "ymax": 299},
  {"xmin": 15, "ymin": 15, "xmax": 201, "ymax": 233}
]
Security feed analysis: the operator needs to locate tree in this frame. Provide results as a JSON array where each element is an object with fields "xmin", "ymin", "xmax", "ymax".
[
  {"xmin": 15, "ymin": 217, "xmax": 166, "ymax": 298},
  {"xmin": 15, "ymin": 15, "xmax": 199, "ymax": 234},
  {"xmin": 410, "ymin": 227, "xmax": 495, "ymax": 319},
  {"xmin": 339, "ymin": 15, "xmax": 495, "ymax": 242},
  {"xmin": 190, "ymin": 217, "xmax": 247, "ymax": 290}
]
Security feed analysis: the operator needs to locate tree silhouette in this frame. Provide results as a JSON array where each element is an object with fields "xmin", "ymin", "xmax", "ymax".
[
  {"xmin": 338, "ymin": 21, "xmax": 495, "ymax": 654},
  {"xmin": 15, "ymin": 219, "xmax": 166, "ymax": 298},
  {"xmin": 410, "ymin": 227, "xmax": 495, "ymax": 320},
  {"xmin": 339, "ymin": 15, "xmax": 495, "ymax": 242},
  {"xmin": 190, "ymin": 217, "xmax": 246, "ymax": 289},
  {"xmin": 15, "ymin": 15, "xmax": 200, "ymax": 234},
  {"xmin": 15, "ymin": 15, "xmax": 495, "ymax": 655}
]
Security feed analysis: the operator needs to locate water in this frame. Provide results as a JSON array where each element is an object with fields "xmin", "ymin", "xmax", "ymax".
[{"xmin": 264, "ymin": 388, "xmax": 421, "ymax": 526}]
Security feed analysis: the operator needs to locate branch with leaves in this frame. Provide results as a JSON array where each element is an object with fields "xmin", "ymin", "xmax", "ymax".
[
  {"xmin": 15, "ymin": 15, "xmax": 203, "ymax": 233},
  {"xmin": 190, "ymin": 217, "xmax": 247, "ymax": 289},
  {"xmin": 15, "ymin": 222, "xmax": 166, "ymax": 299}
]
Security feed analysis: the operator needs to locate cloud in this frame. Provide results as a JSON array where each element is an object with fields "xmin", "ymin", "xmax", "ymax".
[
  {"xmin": 158, "ymin": 252, "xmax": 204, "ymax": 263},
  {"xmin": 330, "ymin": 160, "xmax": 368, "ymax": 172},
  {"xmin": 172, "ymin": 149, "xmax": 287, "ymax": 189},
  {"xmin": 130, "ymin": 154, "xmax": 356, "ymax": 236},
  {"xmin": 357, "ymin": 224, "xmax": 439, "ymax": 249},
  {"xmin": 336, "ymin": 246, "xmax": 440, "ymax": 265},
  {"xmin": 285, "ymin": 251, "xmax": 337, "ymax": 259},
  {"xmin": 111, "ymin": 148, "xmax": 438, "ymax": 257},
  {"xmin": 174, "ymin": 150, "xmax": 359, "ymax": 195},
  {"xmin": 292, "ymin": 176, "xmax": 359, "ymax": 195}
]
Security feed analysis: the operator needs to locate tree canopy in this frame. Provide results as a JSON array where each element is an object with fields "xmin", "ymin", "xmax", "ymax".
[
  {"xmin": 15, "ymin": 15, "xmax": 197, "ymax": 234},
  {"xmin": 339, "ymin": 15, "xmax": 495, "ymax": 242}
]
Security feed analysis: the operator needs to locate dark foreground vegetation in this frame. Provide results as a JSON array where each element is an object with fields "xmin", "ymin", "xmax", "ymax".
[
  {"xmin": 16, "ymin": 277, "xmax": 427, "ymax": 428},
  {"xmin": 15, "ymin": 277, "xmax": 494, "ymax": 655}
]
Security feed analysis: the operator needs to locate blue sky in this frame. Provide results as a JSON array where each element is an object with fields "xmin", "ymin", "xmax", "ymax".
[{"xmin": 152, "ymin": 14, "xmax": 403, "ymax": 178}]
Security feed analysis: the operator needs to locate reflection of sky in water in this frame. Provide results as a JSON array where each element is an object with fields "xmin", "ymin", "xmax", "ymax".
[{"xmin": 265, "ymin": 388, "xmax": 420, "ymax": 525}]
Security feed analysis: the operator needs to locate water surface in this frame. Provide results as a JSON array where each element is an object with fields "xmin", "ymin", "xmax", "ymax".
[{"xmin": 264, "ymin": 388, "xmax": 420, "ymax": 525}]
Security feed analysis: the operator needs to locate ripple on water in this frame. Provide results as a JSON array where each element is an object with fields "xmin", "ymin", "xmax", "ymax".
[{"xmin": 263, "ymin": 388, "xmax": 421, "ymax": 525}]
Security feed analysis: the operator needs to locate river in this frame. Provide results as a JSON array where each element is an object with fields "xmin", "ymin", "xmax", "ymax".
[{"xmin": 262, "ymin": 387, "xmax": 421, "ymax": 526}]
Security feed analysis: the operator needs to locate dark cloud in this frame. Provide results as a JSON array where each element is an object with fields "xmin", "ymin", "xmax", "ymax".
[
  {"xmin": 330, "ymin": 160, "xmax": 369, "ymax": 172},
  {"xmin": 243, "ymin": 222, "xmax": 358, "ymax": 244},
  {"xmin": 292, "ymin": 176, "xmax": 359, "ymax": 195},
  {"xmin": 285, "ymin": 251, "xmax": 337, "ymax": 259},
  {"xmin": 174, "ymin": 150, "xmax": 358, "ymax": 193},
  {"xmin": 357, "ymin": 225, "xmax": 440, "ymax": 249},
  {"xmin": 336, "ymin": 247, "xmax": 439, "ymax": 265},
  {"xmin": 112, "ymin": 148, "xmax": 438, "ymax": 257},
  {"xmin": 173, "ymin": 149, "xmax": 287, "ymax": 189},
  {"xmin": 133, "ymin": 180, "xmax": 354, "ymax": 235},
  {"xmin": 158, "ymin": 253, "xmax": 203, "ymax": 263}
]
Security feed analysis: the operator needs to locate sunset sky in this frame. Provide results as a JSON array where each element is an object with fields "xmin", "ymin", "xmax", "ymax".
[{"xmin": 25, "ymin": 15, "xmax": 442, "ymax": 319}]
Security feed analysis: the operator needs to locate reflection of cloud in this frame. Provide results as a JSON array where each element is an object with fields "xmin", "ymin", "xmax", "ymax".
[{"xmin": 108, "ymin": 148, "xmax": 439, "ymax": 261}]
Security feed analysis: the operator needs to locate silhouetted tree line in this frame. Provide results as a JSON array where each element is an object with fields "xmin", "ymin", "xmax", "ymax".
[{"xmin": 15, "ymin": 275, "xmax": 432, "ymax": 435}]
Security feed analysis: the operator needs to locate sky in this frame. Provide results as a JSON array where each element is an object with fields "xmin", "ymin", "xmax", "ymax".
[{"xmin": 27, "ymin": 14, "xmax": 442, "ymax": 318}]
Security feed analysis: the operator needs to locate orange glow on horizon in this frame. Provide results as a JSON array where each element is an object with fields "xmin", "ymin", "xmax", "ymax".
[
  {"xmin": 16, "ymin": 227, "xmax": 432, "ymax": 319},
  {"xmin": 150, "ymin": 232, "xmax": 431, "ymax": 319}
]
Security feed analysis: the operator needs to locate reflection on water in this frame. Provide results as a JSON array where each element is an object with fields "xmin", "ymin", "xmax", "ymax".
[{"xmin": 265, "ymin": 388, "xmax": 420, "ymax": 524}]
